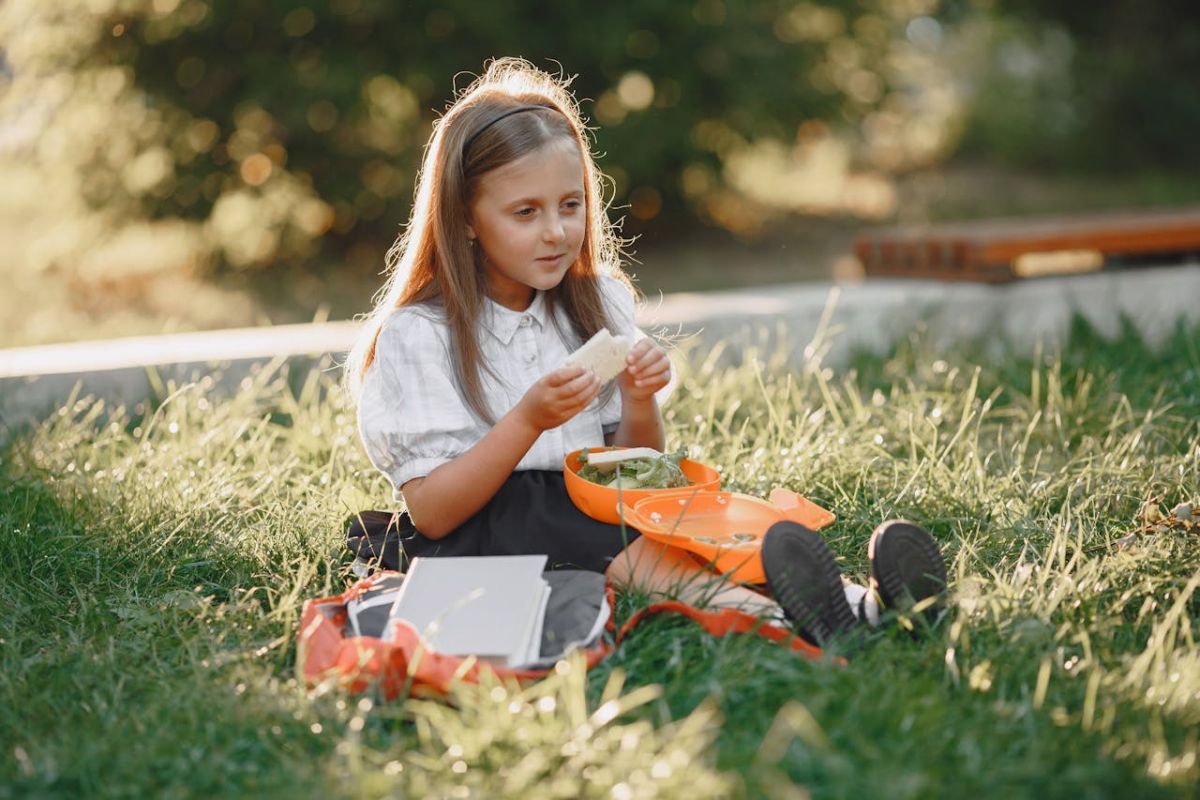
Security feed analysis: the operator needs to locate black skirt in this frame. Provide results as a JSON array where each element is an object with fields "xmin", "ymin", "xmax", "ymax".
[{"xmin": 346, "ymin": 470, "xmax": 640, "ymax": 574}]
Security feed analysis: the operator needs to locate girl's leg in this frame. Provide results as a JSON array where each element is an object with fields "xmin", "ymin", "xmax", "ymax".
[
  {"xmin": 606, "ymin": 521, "xmax": 948, "ymax": 646},
  {"xmin": 605, "ymin": 535, "xmax": 784, "ymax": 619}
]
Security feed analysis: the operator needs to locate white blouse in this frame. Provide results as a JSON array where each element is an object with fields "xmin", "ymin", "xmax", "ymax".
[{"xmin": 357, "ymin": 275, "xmax": 640, "ymax": 498}]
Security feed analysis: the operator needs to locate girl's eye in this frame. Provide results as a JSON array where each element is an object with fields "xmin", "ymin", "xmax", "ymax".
[
  {"xmin": 563, "ymin": 200, "xmax": 583, "ymax": 211},
  {"xmin": 515, "ymin": 208, "xmax": 535, "ymax": 217}
]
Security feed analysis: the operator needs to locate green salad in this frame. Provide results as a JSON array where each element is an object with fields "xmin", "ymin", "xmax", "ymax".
[{"xmin": 577, "ymin": 448, "xmax": 690, "ymax": 490}]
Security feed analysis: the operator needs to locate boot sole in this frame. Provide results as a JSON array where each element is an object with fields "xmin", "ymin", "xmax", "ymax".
[
  {"xmin": 762, "ymin": 521, "xmax": 859, "ymax": 646},
  {"xmin": 868, "ymin": 521, "xmax": 946, "ymax": 620}
]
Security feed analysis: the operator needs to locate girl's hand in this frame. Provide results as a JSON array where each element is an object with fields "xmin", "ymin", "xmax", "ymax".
[
  {"xmin": 618, "ymin": 338, "xmax": 671, "ymax": 403},
  {"xmin": 516, "ymin": 366, "xmax": 601, "ymax": 432}
]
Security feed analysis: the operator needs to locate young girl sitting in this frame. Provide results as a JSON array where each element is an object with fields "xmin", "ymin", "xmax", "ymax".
[{"xmin": 345, "ymin": 58, "xmax": 946, "ymax": 647}]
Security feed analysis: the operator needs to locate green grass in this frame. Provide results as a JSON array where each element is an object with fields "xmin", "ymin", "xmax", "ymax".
[{"xmin": 3, "ymin": 316, "xmax": 1199, "ymax": 798}]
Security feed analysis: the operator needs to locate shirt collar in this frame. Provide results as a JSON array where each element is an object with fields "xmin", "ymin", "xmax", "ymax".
[{"xmin": 482, "ymin": 290, "xmax": 551, "ymax": 345}]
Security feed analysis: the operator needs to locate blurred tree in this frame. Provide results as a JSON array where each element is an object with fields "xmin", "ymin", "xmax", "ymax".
[
  {"xmin": 958, "ymin": 0, "xmax": 1200, "ymax": 172},
  {"xmin": 1, "ymin": 0, "xmax": 963, "ymax": 275}
]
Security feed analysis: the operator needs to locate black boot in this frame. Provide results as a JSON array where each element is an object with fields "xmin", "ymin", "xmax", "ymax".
[
  {"xmin": 761, "ymin": 521, "xmax": 861, "ymax": 647},
  {"xmin": 867, "ymin": 520, "xmax": 947, "ymax": 626}
]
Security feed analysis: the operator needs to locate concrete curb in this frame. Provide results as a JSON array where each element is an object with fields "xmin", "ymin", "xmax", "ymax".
[
  {"xmin": 639, "ymin": 262, "xmax": 1200, "ymax": 361},
  {"xmin": 2, "ymin": 263, "xmax": 1198, "ymax": 434}
]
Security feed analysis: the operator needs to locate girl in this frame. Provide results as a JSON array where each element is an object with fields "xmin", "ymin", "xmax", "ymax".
[{"xmin": 346, "ymin": 59, "xmax": 946, "ymax": 647}]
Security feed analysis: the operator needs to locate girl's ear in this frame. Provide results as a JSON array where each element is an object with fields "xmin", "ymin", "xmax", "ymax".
[{"xmin": 465, "ymin": 223, "xmax": 476, "ymax": 241}]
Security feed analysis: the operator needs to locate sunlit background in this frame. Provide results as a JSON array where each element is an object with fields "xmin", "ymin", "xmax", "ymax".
[{"xmin": 2, "ymin": 0, "xmax": 1198, "ymax": 347}]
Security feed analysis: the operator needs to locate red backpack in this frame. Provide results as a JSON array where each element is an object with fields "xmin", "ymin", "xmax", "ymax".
[{"xmin": 298, "ymin": 570, "xmax": 832, "ymax": 698}]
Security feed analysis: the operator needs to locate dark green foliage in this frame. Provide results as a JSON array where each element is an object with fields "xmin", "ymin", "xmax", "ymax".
[
  {"xmin": 959, "ymin": 0, "xmax": 1200, "ymax": 173},
  {"xmin": 39, "ymin": 0, "xmax": 923, "ymax": 267}
]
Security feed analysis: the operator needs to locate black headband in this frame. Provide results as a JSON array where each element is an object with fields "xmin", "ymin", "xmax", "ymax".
[{"xmin": 462, "ymin": 104, "xmax": 553, "ymax": 157}]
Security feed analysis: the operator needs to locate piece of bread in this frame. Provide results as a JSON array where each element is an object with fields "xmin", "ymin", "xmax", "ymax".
[
  {"xmin": 585, "ymin": 447, "xmax": 662, "ymax": 466},
  {"xmin": 564, "ymin": 328, "xmax": 633, "ymax": 383}
]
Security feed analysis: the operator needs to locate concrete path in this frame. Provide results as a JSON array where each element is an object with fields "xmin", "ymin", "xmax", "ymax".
[{"xmin": 2, "ymin": 263, "xmax": 1198, "ymax": 433}]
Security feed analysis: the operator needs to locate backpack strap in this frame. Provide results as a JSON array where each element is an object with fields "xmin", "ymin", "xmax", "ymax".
[{"xmin": 615, "ymin": 599, "xmax": 834, "ymax": 662}]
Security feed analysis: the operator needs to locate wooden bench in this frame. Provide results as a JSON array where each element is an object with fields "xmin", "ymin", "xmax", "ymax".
[{"xmin": 854, "ymin": 207, "xmax": 1200, "ymax": 282}]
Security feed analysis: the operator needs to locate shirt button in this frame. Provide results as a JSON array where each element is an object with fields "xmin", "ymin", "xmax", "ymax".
[
  {"xmin": 519, "ymin": 316, "xmax": 531, "ymax": 327},
  {"xmin": 524, "ymin": 352, "xmax": 536, "ymax": 364}
]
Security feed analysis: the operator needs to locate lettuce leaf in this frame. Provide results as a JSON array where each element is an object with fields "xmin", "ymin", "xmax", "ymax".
[{"xmin": 577, "ymin": 448, "xmax": 690, "ymax": 489}]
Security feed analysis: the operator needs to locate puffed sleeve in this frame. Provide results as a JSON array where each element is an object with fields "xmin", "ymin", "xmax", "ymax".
[
  {"xmin": 356, "ymin": 309, "xmax": 482, "ymax": 495},
  {"xmin": 596, "ymin": 275, "xmax": 642, "ymax": 432}
]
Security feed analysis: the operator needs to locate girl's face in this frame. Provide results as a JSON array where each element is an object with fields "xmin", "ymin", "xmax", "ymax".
[{"xmin": 467, "ymin": 138, "xmax": 586, "ymax": 311}]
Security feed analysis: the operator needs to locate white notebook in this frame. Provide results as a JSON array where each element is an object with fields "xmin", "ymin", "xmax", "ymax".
[{"xmin": 383, "ymin": 555, "xmax": 550, "ymax": 668}]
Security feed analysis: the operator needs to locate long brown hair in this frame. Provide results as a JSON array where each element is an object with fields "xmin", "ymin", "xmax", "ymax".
[{"xmin": 345, "ymin": 58, "xmax": 633, "ymax": 423}]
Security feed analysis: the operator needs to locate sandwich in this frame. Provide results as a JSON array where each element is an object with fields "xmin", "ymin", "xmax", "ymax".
[{"xmin": 564, "ymin": 328, "xmax": 633, "ymax": 383}]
